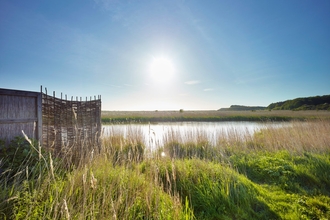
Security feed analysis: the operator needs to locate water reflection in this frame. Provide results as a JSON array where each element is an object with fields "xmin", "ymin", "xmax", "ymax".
[{"xmin": 102, "ymin": 122, "xmax": 288, "ymax": 149}]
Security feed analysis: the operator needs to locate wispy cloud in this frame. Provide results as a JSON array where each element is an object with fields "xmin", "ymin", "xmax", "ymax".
[
  {"xmin": 185, "ymin": 80, "xmax": 201, "ymax": 85},
  {"xmin": 203, "ymin": 88, "xmax": 214, "ymax": 92},
  {"xmin": 110, "ymin": 84, "xmax": 121, "ymax": 88},
  {"xmin": 94, "ymin": 0, "xmax": 128, "ymax": 22}
]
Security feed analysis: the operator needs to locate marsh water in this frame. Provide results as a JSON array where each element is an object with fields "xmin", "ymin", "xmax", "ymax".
[{"xmin": 102, "ymin": 121, "xmax": 289, "ymax": 149}]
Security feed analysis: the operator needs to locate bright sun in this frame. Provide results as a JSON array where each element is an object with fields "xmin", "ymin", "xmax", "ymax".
[{"xmin": 149, "ymin": 57, "xmax": 175, "ymax": 83}]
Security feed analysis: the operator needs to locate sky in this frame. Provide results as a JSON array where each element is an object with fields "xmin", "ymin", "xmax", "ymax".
[{"xmin": 1, "ymin": 0, "xmax": 329, "ymax": 110}]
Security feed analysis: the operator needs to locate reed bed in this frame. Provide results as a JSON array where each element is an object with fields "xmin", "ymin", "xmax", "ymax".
[
  {"xmin": 248, "ymin": 120, "xmax": 330, "ymax": 153},
  {"xmin": 0, "ymin": 120, "xmax": 329, "ymax": 219},
  {"xmin": 102, "ymin": 110, "xmax": 330, "ymax": 123}
]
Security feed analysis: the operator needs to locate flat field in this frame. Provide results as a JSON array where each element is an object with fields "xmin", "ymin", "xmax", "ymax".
[{"xmin": 102, "ymin": 110, "xmax": 330, "ymax": 123}]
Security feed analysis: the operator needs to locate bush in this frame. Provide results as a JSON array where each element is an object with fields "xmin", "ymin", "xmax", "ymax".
[{"xmin": 0, "ymin": 136, "xmax": 43, "ymax": 176}]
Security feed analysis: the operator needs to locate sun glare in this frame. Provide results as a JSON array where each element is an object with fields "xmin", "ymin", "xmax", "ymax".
[{"xmin": 149, "ymin": 57, "xmax": 175, "ymax": 83}]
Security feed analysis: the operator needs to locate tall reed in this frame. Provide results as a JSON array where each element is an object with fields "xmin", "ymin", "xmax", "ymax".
[
  {"xmin": 1, "ymin": 119, "xmax": 329, "ymax": 219},
  {"xmin": 247, "ymin": 120, "xmax": 330, "ymax": 153}
]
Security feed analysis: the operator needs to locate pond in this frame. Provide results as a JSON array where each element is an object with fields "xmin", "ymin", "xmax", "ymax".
[{"xmin": 102, "ymin": 121, "xmax": 290, "ymax": 149}]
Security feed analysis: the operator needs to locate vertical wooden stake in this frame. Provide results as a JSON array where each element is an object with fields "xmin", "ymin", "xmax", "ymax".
[{"xmin": 37, "ymin": 86, "xmax": 43, "ymax": 145}]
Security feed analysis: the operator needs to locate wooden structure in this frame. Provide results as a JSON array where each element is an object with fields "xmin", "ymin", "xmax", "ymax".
[
  {"xmin": 42, "ymin": 89, "xmax": 102, "ymax": 151},
  {"xmin": 0, "ymin": 87, "xmax": 101, "ymax": 152},
  {"xmin": 0, "ymin": 88, "xmax": 42, "ymax": 145}
]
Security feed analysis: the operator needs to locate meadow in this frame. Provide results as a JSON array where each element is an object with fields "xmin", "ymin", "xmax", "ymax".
[
  {"xmin": 1, "ymin": 113, "xmax": 330, "ymax": 219},
  {"xmin": 101, "ymin": 110, "xmax": 330, "ymax": 123}
]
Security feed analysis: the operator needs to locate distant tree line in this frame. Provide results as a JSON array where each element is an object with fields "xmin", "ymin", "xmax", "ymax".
[
  {"xmin": 267, "ymin": 95, "xmax": 330, "ymax": 111},
  {"xmin": 218, "ymin": 105, "xmax": 266, "ymax": 111}
]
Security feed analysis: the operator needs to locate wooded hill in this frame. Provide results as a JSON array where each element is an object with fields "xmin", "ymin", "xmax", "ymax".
[
  {"xmin": 267, "ymin": 95, "xmax": 330, "ymax": 111},
  {"xmin": 218, "ymin": 95, "xmax": 330, "ymax": 111},
  {"xmin": 218, "ymin": 105, "xmax": 266, "ymax": 111}
]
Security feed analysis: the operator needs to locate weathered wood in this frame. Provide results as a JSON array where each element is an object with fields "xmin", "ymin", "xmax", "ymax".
[
  {"xmin": 0, "ymin": 118, "xmax": 38, "ymax": 124},
  {"xmin": 0, "ymin": 88, "xmax": 40, "ymax": 143},
  {"xmin": 41, "ymin": 88, "xmax": 101, "ymax": 153},
  {"xmin": 1, "ymin": 87, "xmax": 101, "ymax": 152},
  {"xmin": 37, "ymin": 91, "xmax": 42, "ymax": 144},
  {"xmin": 0, "ymin": 88, "xmax": 40, "ymax": 97}
]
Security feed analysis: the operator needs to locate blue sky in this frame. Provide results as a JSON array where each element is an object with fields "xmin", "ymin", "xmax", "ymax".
[{"xmin": 1, "ymin": 0, "xmax": 329, "ymax": 110}]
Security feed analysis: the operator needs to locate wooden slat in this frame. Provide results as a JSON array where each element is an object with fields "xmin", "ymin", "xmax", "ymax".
[
  {"xmin": 0, "ymin": 88, "xmax": 39, "ymax": 97},
  {"xmin": 1, "ymin": 87, "xmax": 101, "ymax": 150},
  {"xmin": 37, "ymin": 92, "xmax": 43, "ymax": 144},
  {"xmin": 0, "ymin": 118, "xmax": 38, "ymax": 124}
]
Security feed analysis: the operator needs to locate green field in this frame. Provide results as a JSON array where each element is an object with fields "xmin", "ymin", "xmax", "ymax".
[
  {"xmin": 102, "ymin": 110, "xmax": 330, "ymax": 123},
  {"xmin": 1, "ymin": 119, "xmax": 330, "ymax": 219}
]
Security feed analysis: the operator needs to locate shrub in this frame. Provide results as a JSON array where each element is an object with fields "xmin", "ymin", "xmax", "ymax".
[{"xmin": 0, "ymin": 136, "xmax": 42, "ymax": 175}]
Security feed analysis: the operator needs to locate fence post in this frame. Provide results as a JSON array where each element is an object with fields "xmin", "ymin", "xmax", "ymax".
[{"xmin": 37, "ymin": 86, "xmax": 43, "ymax": 145}]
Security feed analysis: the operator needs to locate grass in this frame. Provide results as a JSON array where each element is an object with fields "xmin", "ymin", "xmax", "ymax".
[
  {"xmin": 1, "ymin": 120, "xmax": 330, "ymax": 219},
  {"xmin": 101, "ymin": 110, "xmax": 330, "ymax": 123}
]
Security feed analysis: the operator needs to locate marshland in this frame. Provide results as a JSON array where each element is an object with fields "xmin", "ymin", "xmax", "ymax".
[
  {"xmin": 101, "ymin": 109, "xmax": 330, "ymax": 123},
  {"xmin": 1, "ymin": 110, "xmax": 330, "ymax": 219},
  {"xmin": 3, "ymin": 0, "xmax": 329, "ymax": 218}
]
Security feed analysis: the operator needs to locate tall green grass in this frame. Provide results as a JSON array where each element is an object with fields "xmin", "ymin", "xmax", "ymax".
[{"xmin": 1, "ymin": 120, "xmax": 330, "ymax": 219}]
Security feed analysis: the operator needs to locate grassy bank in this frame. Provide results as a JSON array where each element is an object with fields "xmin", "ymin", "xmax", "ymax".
[
  {"xmin": 101, "ymin": 110, "xmax": 330, "ymax": 123},
  {"xmin": 1, "ymin": 120, "xmax": 330, "ymax": 219}
]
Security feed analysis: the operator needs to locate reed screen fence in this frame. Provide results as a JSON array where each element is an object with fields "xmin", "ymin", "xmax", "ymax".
[{"xmin": 1, "ymin": 88, "xmax": 101, "ymax": 154}]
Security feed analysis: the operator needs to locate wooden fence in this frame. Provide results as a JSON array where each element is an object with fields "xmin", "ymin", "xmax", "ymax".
[
  {"xmin": 0, "ymin": 88, "xmax": 42, "ymax": 145},
  {"xmin": 42, "ymin": 89, "xmax": 102, "ymax": 153},
  {"xmin": 0, "ymin": 87, "xmax": 101, "ymax": 153}
]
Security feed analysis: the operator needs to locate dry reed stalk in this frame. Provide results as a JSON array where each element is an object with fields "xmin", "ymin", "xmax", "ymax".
[
  {"xmin": 101, "ymin": 125, "xmax": 146, "ymax": 165},
  {"xmin": 248, "ymin": 120, "xmax": 330, "ymax": 153},
  {"xmin": 158, "ymin": 120, "xmax": 330, "ymax": 158},
  {"xmin": 22, "ymin": 130, "xmax": 51, "ymax": 174},
  {"xmin": 62, "ymin": 198, "xmax": 70, "ymax": 220}
]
